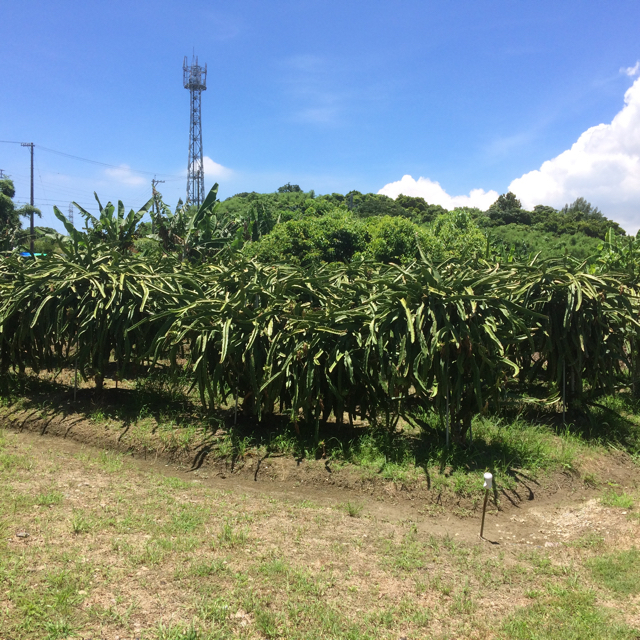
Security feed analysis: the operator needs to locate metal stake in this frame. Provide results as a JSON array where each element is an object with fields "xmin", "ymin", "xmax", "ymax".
[
  {"xmin": 562, "ymin": 360, "xmax": 566, "ymax": 424},
  {"xmin": 73, "ymin": 334, "xmax": 78, "ymax": 402},
  {"xmin": 480, "ymin": 472, "xmax": 493, "ymax": 539},
  {"xmin": 445, "ymin": 381, "xmax": 450, "ymax": 449}
]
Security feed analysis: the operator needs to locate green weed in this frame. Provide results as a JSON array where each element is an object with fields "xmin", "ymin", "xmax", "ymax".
[
  {"xmin": 588, "ymin": 548, "xmax": 640, "ymax": 595},
  {"xmin": 600, "ymin": 489, "xmax": 634, "ymax": 509},
  {"xmin": 36, "ymin": 490, "xmax": 63, "ymax": 506},
  {"xmin": 71, "ymin": 511, "xmax": 92, "ymax": 534},
  {"xmin": 500, "ymin": 587, "xmax": 636, "ymax": 639},
  {"xmin": 344, "ymin": 501, "xmax": 363, "ymax": 518},
  {"xmin": 156, "ymin": 622, "xmax": 200, "ymax": 640},
  {"xmin": 98, "ymin": 450, "xmax": 124, "ymax": 472},
  {"xmin": 217, "ymin": 521, "xmax": 248, "ymax": 548}
]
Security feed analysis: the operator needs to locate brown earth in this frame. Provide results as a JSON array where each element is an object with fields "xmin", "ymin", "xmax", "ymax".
[
  {"xmin": 3, "ymin": 421, "xmax": 640, "ymax": 638},
  {"xmin": 1, "ymin": 395, "xmax": 640, "ymax": 547}
]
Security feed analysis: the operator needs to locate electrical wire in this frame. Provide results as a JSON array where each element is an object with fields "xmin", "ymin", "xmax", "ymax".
[
  {"xmin": 35, "ymin": 145, "xmax": 182, "ymax": 178},
  {"xmin": 34, "ymin": 154, "xmax": 48, "ymax": 202},
  {"xmin": 0, "ymin": 140, "xmax": 182, "ymax": 179}
]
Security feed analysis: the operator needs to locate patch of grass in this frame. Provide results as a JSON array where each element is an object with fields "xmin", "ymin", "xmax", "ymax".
[
  {"xmin": 188, "ymin": 558, "xmax": 228, "ymax": 577},
  {"xmin": 588, "ymin": 548, "xmax": 640, "ymax": 595},
  {"xmin": 196, "ymin": 596, "xmax": 231, "ymax": 624},
  {"xmin": 90, "ymin": 408, "xmax": 108, "ymax": 424},
  {"xmin": 43, "ymin": 618, "xmax": 75, "ymax": 640},
  {"xmin": 569, "ymin": 532, "xmax": 604, "ymax": 549},
  {"xmin": 600, "ymin": 488, "xmax": 634, "ymax": 509},
  {"xmin": 0, "ymin": 450, "xmax": 32, "ymax": 471},
  {"xmin": 156, "ymin": 622, "xmax": 200, "ymax": 640},
  {"xmin": 163, "ymin": 504, "xmax": 207, "ymax": 535},
  {"xmin": 383, "ymin": 527, "xmax": 428, "ymax": 572},
  {"xmin": 254, "ymin": 607, "xmax": 283, "ymax": 638},
  {"xmin": 217, "ymin": 521, "xmax": 248, "ymax": 548},
  {"xmin": 450, "ymin": 583, "xmax": 476, "ymax": 615},
  {"xmin": 343, "ymin": 501, "xmax": 363, "ymax": 518},
  {"xmin": 71, "ymin": 510, "xmax": 92, "ymax": 534},
  {"xmin": 97, "ymin": 450, "xmax": 124, "ymax": 472},
  {"xmin": 500, "ymin": 586, "xmax": 637, "ymax": 639},
  {"xmin": 36, "ymin": 490, "xmax": 63, "ymax": 506},
  {"xmin": 160, "ymin": 475, "xmax": 192, "ymax": 490},
  {"xmin": 132, "ymin": 540, "xmax": 167, "ymax": 566}
]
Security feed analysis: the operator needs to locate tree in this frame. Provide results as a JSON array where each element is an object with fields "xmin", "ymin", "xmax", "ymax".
[
  {"xmin": 395, "ymin": 194, "xmax": 448, "ymax": 224},
  {"xmin": 0, "ymin": 178, "xmax": 41, "ymax": 251},
  {"xmin": 352, "ymin": 193, "xmax": 406, "ymax": 218},
  {"xmin": 486, "ymin": 192, "xmax": 531, "ymax": 226},
  {"xmin": 277, "ymin": 183, "xmax": 303, "ymax": 193},
  {"xmin": 561, "ymin": 197, "xmax": 602, "ymax": 220}
]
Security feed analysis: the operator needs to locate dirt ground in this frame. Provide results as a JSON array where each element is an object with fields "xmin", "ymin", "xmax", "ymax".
[
  {"xmin": 3, "ymin": 392, "xmax": 638, "ymax": 518},
  {"xmin": 2, "ymin": 414, "xmax": 640, "ymax": 638}
]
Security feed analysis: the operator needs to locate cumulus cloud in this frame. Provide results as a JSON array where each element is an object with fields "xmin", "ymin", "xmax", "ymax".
[
  {"xmin": 104, "ymin": 165, "xmax": 146, "ymax": 187},
  {"xmin": 203, "ymin": 156, "xmax": 233, "ymax": 180},
  {"xmin": 622, "ymin": 61, "xmax": 640, "ymax": 77},
  {"xmin": 378, "ymin": 175, "xmax": 499, "ymax": 210},
  {"xmin": 508, "ymin": 75, "xmax": 640, "ymax": 233}
]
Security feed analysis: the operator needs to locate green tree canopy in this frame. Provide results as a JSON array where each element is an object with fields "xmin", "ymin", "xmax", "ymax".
[
  {"xmin": 486, "ymin": 192, "xmax": 532, "ymax": 226},
  {"xmin": 395, "ymin": 194, "xmax": 448, "ymax": 224},
  {"xmin": 0, "ymin": 178, "xmax": 41, "ymax": 252}
]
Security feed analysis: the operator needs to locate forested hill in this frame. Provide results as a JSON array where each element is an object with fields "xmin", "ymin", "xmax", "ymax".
[
  {"xmin": 215, "ymin": 184, "xmax": 626, "ymax": 264},
  {"xmin": 1, "ymin": 175, "xmax": 626, "ymax": 263}
]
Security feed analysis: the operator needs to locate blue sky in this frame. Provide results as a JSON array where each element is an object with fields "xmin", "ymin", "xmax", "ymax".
[{"xmin": 3, "ymin": 0, "xmax": 640, "ymax": 231}]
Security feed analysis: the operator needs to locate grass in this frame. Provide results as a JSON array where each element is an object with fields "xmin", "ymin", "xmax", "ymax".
[
  {"xmin": 600, "ymin": 488, "xmax": 635, "ymax": 509},
  {"xmin": 7, "ymin": 368, "xmax": 640, "ymax": 505},
  {"xmin": 343, "ymin": 501, "xmax": 363, "ymax": 517},
  {"xmin": 0, "ymin": 425, "xmax": 639, "ymax": 639},
  {"xmin": 588, "ymin": 548, "xmax": 640, "ymax": 595},
  {"xmin": 500, "ymin": 586, "xmax": 638, "ymax": 639},
  {"xmin": 5, "ymin": 372, "xmax": 640, "ymax": 636}
]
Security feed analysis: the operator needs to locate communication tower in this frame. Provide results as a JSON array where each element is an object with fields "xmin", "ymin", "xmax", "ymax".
[{"xmin": 183, "ymin": 54, "xmax": 207, "ymax": 206}]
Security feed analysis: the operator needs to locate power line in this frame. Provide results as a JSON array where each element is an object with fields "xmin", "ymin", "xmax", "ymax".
[
  {"xmin": 36, "ymin": 145, "xmax": 182, "ymax": 178},
  {"xmin": 0, "ymin": 141, "xmax": 182, "ymax": 179}
]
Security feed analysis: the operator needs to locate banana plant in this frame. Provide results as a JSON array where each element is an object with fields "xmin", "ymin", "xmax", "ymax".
[
  {"xmin": 52, "ymin": 193, "xmax": 152, "ymax": 258},
  {"xmin": 151, "ymin": 184, "xmax": 241, "ymax": 261}
]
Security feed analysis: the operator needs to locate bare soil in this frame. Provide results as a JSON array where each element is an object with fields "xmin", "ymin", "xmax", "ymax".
[
  {"xmin": 2, "ymin": 425, "xmax": 640, "ymax": 639},
  {"xmin": 1, "ymin": 393, "xmax": 639, "ymax": 546}
]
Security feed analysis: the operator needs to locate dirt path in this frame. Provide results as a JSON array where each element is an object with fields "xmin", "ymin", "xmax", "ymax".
[{"xmin": 4, "ymin": 419, "xmax": 638, "ymax": 549}]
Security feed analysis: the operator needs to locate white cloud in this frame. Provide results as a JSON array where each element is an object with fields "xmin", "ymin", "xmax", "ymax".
[
  {"xmin": 203, "ymin": 156, "xmax": 233, "ymax": 180},
  {"xmin": 622, "ymin": 61, "xmax": 640, "ymax": 77},
  {"xmin": 508, "ymin": 75, "xmax": 640, "ymax": 233},
  {"xmin": 104, "ymin": 164, "xmax": 146, "ymax": 186},
  {"xmin": 378, "ymin": 175, "xmax": 499, "ymax": 210}
]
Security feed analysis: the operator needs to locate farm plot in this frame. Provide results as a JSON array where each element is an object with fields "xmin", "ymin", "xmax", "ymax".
[{"xmin": 1, "ymin": 428, "xmax": 640, "ymax": 640}]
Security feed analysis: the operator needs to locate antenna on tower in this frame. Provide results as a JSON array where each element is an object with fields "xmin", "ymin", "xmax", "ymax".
[{"xmin": 183, "ymin": 54, "xmax": 207, "ymax": 206}]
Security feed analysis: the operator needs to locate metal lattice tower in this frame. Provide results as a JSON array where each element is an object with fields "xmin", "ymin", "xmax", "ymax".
[{"xmin": 183, "ymin": 54, "xmax": 207, "ymax": 206}]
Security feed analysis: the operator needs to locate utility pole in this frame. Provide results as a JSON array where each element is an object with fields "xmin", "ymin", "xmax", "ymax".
[
  {"xmin": 21, "ymin": 142, "xmax": 35, "ymax": 254},
  {"xmin": 0, "ymin": 170, "xmax": 5, "ymax": 179},
  {"xmin": 151, "ymin": 176, "xmax": 165, "ymax": 234},
  {"xmin": 68, "ymin": 202, "xmax": 74, "ymax": 228}
]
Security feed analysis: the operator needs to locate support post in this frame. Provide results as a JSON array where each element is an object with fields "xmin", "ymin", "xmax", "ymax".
[
  {"xmin": 480, "ymin": 472, "xmax": 493, "ymax": 539},
  {"xmin": 20, "ymin": 143, "xmax": 35, "ymax": 254}
]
